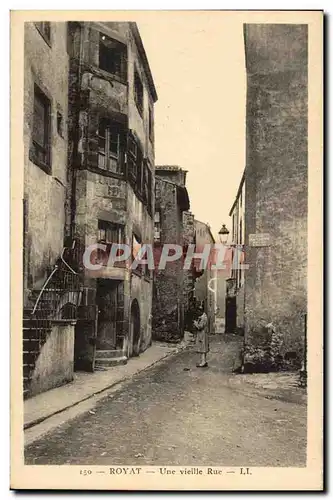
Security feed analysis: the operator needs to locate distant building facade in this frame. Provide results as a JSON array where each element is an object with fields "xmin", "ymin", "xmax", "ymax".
[
  {"xmin": 182, "ymin": 210, "xmax": 197, "ymax": 330},
  {"xmin": 233, "ymin": 24, "xmax": 308, "ymax": 371},
  {"xmin": 193, "ymin": 220, "xmax": 217, "ymax": 335},
  {"xmin": 152, "ymin": 166, "xmax": 190, "ymax": 342},
  {"xmin": 226, "ymin": 171, "xmax": 245, "ymax": 334}
]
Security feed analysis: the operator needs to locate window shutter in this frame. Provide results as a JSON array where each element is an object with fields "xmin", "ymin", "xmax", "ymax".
[
  {"xmin": 137, "ymin": 146, "xmax": 143, "ymax": 194},
  {"xmin": 147, "ymin": 166, "xmax": 152, "ymax": 215},
  {"xmin": 127, "ymin": 130, "xmax": 137, "ymax": 184},
  {"xmin": 115, "ymin": 282, "xmax": 125, "ymax": 347}
]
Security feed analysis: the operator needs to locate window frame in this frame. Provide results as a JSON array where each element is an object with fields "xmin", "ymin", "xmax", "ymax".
[
  {"xmin": 57, "ymin": 111, "xmax": 64, "ymax": 138},
  {"xmin": 134, "ymin": 67, "xmax": 144, "ymax": 117},
  {"xmin": 97, "ymin": 119, "xmax": 125, "ymax": 175},
  {"xmin": 144, "ymin": 160, "xmax": 153, "ymax": 216},
  {"xmin": 97, "ymin": 220, "xmax": 125, "ymax": 268},
  {"xmin": 98, "ymin": 32, "xmax": 127, "ymax": 83},
  {"xmin": 154, "ymin": 210, "xmax": 162, "ymax": 244},
  {"xmin": 148, "ymin": 105, "xmax": 154, "ymax": 143}
]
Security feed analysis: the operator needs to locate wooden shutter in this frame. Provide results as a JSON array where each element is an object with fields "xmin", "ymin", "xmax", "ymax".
[
  {"xmin": 115, "ymin": 282, "xmax": 125, "ymax": 348},
  {"xmin": 127, "ymin": 130, "xmax": 137, "ymax": 184}
]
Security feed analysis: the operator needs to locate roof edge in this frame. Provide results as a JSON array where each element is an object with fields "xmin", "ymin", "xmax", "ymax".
[
  {"xmin": 130, "ymin": 23, "xmax": 158, "ymax": 103},
  {"xmin": 229, "ymin": 169, "xmax": 246, "ymax": 216},
  {"xmin": 194, "ymin": 219, "xmax": 216, "ymax": 244}
]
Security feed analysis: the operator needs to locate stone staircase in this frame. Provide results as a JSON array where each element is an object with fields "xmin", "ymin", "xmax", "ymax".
[
  {"xmin": 95, "ymin": 349, "xmax": 127, "ymax": 368},
  {"xmin": 23, "ymin": 309, "xmax": 52, "ymax": 399},
  {"xmin": 22, "ymin": 254, "xmax": 81, "ymax": 398}
]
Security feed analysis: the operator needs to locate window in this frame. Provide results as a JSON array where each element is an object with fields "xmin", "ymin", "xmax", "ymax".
[
  {"xmin": 127, "ymin": 132, "xmax": 145, "ymax": 190},
  {"xmin": 148, "ymin": 106, "xmax": 154, "ymax": 142},
  {"xmin": 35, "ymin": 22, "xmax": 51, "ymax": 44},
  {"xmin": 132, "ymin": 234, "xmax": 143, "ymax": 275},
  {"xmin": 98, "ymin": 220, "xmax": 124, "ymax": 245},
  {"xmin": 148, "ymin": 169, "xmax": 152, "ymax": 213},
  {"xmin": 154, "ymin": 211, "xmax": 161, "ymax": 243},
  {"xmin": 143, "ymin": 164, "xmax": 148, "ymax": 203},
  {"xmin": 144, "ymin": 162, "xmax": 153, "ymax": 215},
  {"xmin": 99, "ymin": 33, "xmax": 127, "ymax": 81},
  {"xmin": 98, "ymin": 118, "xmax": 125, "ymax": 174},
  {"xmin": 136, "ymin": 147, "xmax": 144, "ymax": 195},
  {"xmin": 127, "ymin": 133, "xmax": 138, "ymax": 181},
  {"xmin": 97, "ymin": 220, "xmax": 125, "ymax": 267},
  {"xmin": 134, "ymin": 69, "xmax": 143, "ymax": 116},
  {"xmin": 31, "ymin": 85, "xmax": 51, "ymax": 170}
]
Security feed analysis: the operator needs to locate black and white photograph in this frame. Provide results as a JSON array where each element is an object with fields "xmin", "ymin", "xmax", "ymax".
[{"xmin": 10, "ymin": 10, "xmax": 323, "ymax": 491}]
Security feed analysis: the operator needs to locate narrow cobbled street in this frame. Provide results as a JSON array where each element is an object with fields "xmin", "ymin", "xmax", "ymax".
[{"xmin": 25, "ymin": 336, "xmax": 306, "ymax": 467}]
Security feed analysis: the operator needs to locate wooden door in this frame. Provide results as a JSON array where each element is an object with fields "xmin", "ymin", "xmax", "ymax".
[{"xmin": 74, "ymin": 305, "xmax": 98, "ymax": 372}]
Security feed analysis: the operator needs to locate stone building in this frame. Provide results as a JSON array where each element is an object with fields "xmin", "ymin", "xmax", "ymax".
[
  {"xmin": 152, "ymin": 166, "xmax": 190, "ymax": 342},
  {"xmin": 235, "ymin": 24, "xmax": 308, "ymax": 372},
  {"xmin": 182, "ymin": 210, "xmax": 197, "ymax": 331},
  {"xmin": 23, "ymin": 21, "xmax": 157, "ymax": 398},
  {"xmin": 152, "ymin": 168, "xmax": 219, "ymax": 341},
  {"xmin": 193, "ymin": 220, "xmax": 217, "ymax": 335},
  {"xmin": 67, "ymin": 22, "xmax": 157, "ymax": 370},
  {"xmin": 23, "ymin": 21, "xmax": 81, "ymax": 398},
  {"xmin": 226, "ymin": 170, "xmax": 246, "ymax": 334}
]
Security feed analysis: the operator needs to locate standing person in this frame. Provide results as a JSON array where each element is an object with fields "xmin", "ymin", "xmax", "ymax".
[{"xmin": 194, "ymin": 302, "xmax": 209, "ymax": 368}]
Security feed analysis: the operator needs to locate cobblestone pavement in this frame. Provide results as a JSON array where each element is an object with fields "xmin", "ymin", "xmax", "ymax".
[{"xmin": 25, "ymin": 335, "xmax": 307, "ymax": 467}]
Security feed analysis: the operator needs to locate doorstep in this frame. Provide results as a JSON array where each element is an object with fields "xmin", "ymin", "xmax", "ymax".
[{"xmin": 24, "ymin": 341, "xmax": 187, "ymax": 430}]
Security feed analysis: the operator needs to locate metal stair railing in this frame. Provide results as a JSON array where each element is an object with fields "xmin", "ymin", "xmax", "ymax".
[{"xmin": 31, "ymin": 246, "xmax": 82, "ymax": 321}]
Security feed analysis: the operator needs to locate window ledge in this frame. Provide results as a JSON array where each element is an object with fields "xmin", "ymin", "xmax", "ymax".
[
  {"xmin": 86, "ymin": 165, "xmax": 125, "ymax": 181},
  {"xmin": 134, "ymin": 100, "xmax": 144, "ymax": 119},
  {"xmin": 29, "ymin": 149, "xmax": 52, "ymax": 175},
  {"xmin": 35, "ymin": 25, "xmax": 52, "ymax": 48},
  {"xmin": 84, "ymin": 64, "xmax": 127, "ymax": 87},
  {"xmin": 51, "ymin": 319, "xmax": 77, "ymax": 326}
]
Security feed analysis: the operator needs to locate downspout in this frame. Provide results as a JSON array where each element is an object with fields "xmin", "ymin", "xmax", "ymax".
[{"xmin": 70, "ymin": 22, "xmax": 84, "ymax": 240}]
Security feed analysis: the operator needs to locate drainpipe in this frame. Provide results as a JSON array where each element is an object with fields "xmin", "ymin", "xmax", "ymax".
[{"xmin": 70, "ymin": 22, "xmax": 84, "ymax": 241}]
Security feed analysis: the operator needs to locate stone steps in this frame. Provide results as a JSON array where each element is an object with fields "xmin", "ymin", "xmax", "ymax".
[
  {"xmin": 95, "ymin": 349, "xmax": 124, "ymax": 359},
  {"xmin": 95, "ymin": 350, "xmax": 128, "ymax": 368}
]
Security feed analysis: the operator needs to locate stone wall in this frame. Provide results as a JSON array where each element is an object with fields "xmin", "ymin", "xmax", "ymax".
[
  {"xmin": 193, "ymin": 220, "xmax": 216, "ymax": 334},
  {"xmin": 243, "ymin": 24, "xmax": 308, "ymax": 371},
  {"xmin": 182, "ymin": 211, "xmax": 196, "ymax": 330},
  {"xmin": 30, "ymin": 323, "xmax": 75, "ymax": 396},
  {"xmin": 24, "ymin": 22, "xmax": 69, "ymax": 295},
  {"xmin": 152, "ymin": 178, "xmax": 184, "ymax": 342}
]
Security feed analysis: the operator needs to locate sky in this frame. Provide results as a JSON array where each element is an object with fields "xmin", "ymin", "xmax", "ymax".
[{"xmin": 138, "ymin": 13, "xmax": 246, "ymax": 240}]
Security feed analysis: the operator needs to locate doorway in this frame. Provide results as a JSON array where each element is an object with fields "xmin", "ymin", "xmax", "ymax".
[
  {"xmin": 225, "ymin": 296, "xmax": 237, "ymax": 333},
  {"xmin": 96, "ymin": 279, "xmax": 124, "ymax": 350},
  {"xmin": 129, "ymin": 299, "xmax": 140, "ymax": 357}
]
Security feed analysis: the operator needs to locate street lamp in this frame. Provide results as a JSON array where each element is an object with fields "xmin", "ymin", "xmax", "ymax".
[{"xmin": 218, "ymin": 224, "xmax": 230, "ymax": 245}]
